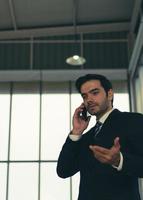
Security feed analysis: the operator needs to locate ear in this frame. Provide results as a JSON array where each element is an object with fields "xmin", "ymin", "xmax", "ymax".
[{"xmin": 108, "ymin": 89, "xmax": 113, "ymax": 101}]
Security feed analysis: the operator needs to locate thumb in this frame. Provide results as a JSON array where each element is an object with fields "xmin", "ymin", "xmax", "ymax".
[{"xmin": 114, "ymin": 137, "xmax": 120, "ymax": 150}]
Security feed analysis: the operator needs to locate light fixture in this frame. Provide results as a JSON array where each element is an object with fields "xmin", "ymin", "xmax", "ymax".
[
  {"xmin": 66, "ymin": 55, "xmax": 86, "ymax": 66},
  {"xmin": 66, "ymin": 0, "xmax": 86, "ymax": 66}
]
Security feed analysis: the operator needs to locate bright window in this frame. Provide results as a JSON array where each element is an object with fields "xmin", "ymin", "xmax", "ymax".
[{"xmin": 0, "ymin": 81, "xmax": 129, "ymax": 200}]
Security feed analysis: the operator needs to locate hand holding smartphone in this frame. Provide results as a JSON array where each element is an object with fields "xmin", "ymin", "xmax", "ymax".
[
  {"xmin": 71, "ymin": 104, "xmax": 90, "ymax": 135},
  {"xmin": 80, "ymin": 106, "xmax": 88, "ymax": 121}
]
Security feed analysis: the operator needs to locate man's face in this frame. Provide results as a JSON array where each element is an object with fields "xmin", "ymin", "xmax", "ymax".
[{"xmin": 80, "ymin": 80, "xmax": 113, "ymax": 119}]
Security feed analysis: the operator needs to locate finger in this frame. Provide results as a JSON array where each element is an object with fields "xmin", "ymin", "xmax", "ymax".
[
  {"xmin": 114, "ymin": 137, "xmax": 120, "ymax": 146},
  {"xmin": 113, "ymin": 137, "xmax": 120, "ymax": 151},
  {"xmin": 89, "ymin": 146, "xmax": 111, "ymax": 163},
  {"xmin": 89, "ymin": 145, "xmax": 109, "ymax": 154}
]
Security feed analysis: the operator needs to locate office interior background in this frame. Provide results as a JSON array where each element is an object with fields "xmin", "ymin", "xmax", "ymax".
[{"xmin": 0, "ymin": 0, "xmax": 143, "ymax": 199}]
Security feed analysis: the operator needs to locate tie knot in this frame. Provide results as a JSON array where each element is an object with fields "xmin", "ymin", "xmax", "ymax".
[{"xmin": 95, "ymin": 121, "xmax": 102, "ymax": 128}]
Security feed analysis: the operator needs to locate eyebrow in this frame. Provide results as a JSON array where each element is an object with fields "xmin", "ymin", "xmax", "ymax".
[{"xmin": 81, "ymin": 88, "xmax": 100, "ymax": 96}]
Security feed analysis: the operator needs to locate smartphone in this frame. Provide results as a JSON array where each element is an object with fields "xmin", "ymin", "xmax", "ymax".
[{"xmin": 80, "ymin": 106, "xmax": 88, "ymax": 121}]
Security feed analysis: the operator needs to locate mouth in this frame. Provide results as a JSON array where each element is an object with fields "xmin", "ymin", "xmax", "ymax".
[
  {"xmin": 88, "ymin": 103, "xmax": 98, "ymax": 108},
  {"xmin": 87, "ymin": 104, "xmax": 98, "ymax": 111}
]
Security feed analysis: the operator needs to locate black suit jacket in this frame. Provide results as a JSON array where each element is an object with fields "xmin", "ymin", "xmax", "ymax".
[{"xmin": 57, "ymin": 109, "xmax": 143, "ymax": 200}]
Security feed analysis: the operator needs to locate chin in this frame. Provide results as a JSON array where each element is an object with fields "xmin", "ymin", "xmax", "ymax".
[{"xmin": 88, "ymin": 110, "xmax": 98, "ymax": 116}]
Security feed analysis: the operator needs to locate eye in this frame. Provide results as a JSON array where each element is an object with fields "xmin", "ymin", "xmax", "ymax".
[{"xmin": 91, "ymin": 90, "xmax": 99, "ymax": 95}]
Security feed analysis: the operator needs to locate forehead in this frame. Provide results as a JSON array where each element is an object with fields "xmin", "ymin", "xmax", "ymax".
[{"xmin": 80, "ymin": 80, "xmax": 102, "ymax": 93}]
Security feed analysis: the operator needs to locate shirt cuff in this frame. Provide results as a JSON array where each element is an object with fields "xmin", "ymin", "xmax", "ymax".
[
  {"xmin": 69, "ymin": 134, "xmax": 82, "ymax": 141},
  {"xmin": 112, "ymin": 152, "xmax": 123, "ymax": 171}
]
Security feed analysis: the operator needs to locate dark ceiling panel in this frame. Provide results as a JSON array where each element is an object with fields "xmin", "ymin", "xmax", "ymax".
[
  {"xmin": 0, "ymin": 43, "xmax": 30, "ymax": 70},
  {"xmin": 0, "ymin": 0, "xmax": 13, "ymax": 29},
  {"xmin": 13, "ymin": 0, "xmax": 73, "ymax": 28},
  {"xmin": 0, "ymin": 32, "xmax": 128, "ymax": 70}
]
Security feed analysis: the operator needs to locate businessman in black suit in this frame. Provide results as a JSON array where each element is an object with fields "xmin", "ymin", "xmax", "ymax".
[{"xmin": 57, "ymin": 74, "xmax": 143, "ymax": 200}]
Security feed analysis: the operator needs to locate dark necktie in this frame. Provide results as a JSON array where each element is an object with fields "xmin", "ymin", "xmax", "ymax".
[{"xmin": 94, "ymin": 121, "xmax": 102, "ymax": 138}]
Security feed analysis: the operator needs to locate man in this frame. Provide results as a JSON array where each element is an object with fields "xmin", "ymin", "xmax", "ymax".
[{"xmin": 57, "ymin": 74, "xmax": 143, "ymax": 200}]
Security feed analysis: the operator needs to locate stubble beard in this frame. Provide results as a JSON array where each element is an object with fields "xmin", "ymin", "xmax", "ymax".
[{"xmin": 87, "ymin": 102, "xmax": 111, "ymax": 119}]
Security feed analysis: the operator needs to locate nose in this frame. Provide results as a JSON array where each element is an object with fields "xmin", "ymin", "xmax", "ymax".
[{"xmin": 86, "ymin": 94, "xmax": 94, "ymax": 103}]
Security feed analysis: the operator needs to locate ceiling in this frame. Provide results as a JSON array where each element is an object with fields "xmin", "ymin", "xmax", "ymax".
[
  {"xmin": 0, "ymin": 0, "xmax": 139, "ymax": 39},
  {"xmin": 0, "ymin": 0, "xmax": 142, "ymax": 81}
]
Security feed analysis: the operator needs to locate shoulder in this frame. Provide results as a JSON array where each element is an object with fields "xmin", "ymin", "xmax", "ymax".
[
  {"xmin": 120, "ymin": 110, "xmax": 143, "ymax": 118},
  {"xmin": 112, "ymin": 109, "xmax": 143, "ymax": 123},
  {"xmin": 111, "ymin": 109, "xmax": 143, "ymax": 117}
]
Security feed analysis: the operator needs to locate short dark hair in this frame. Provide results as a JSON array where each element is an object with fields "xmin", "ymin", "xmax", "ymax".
[{"xmin": 75, "ymin": 74, "xmax": 112, "ymax": 94}]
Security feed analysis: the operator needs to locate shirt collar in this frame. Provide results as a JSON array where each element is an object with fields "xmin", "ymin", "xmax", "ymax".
[{"xmin": 98, "ymin": 108, "xmax": 114, "ymax": 124}]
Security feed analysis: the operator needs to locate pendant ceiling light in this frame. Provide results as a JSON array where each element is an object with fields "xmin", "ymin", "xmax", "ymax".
[
  {"xmin": 66, "ymin": 55, "xmax": 86, "ymax": 66},
  {"xmin": 66, "ymin": 0, "xmax": 86, "ymax": 66}
]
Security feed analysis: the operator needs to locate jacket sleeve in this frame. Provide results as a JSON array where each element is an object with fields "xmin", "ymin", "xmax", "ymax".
[
  {"xmin": 56, "ymin": 136, "xmax": 81, "ymax": 178},
  {"xmin": 121, "ymin": 114, "xmax": 143, "ymax": 177}
]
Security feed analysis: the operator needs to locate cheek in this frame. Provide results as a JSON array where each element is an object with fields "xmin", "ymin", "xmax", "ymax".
[
  {"xmin": 97, "ymin": 94, "xmax": 106, "ymax": 102},
  {"xmin": 83, "ymin": 99, "xmax": 88, "ymax": 106},
  {"xmin": 99, "ymin": 96, "xmax": 109, "ymax": 106}
]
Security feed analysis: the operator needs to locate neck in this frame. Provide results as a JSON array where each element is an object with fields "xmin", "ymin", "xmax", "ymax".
[{"xmin": 96, "ymin": 107, "xmax": 113, "ymax": 120}]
